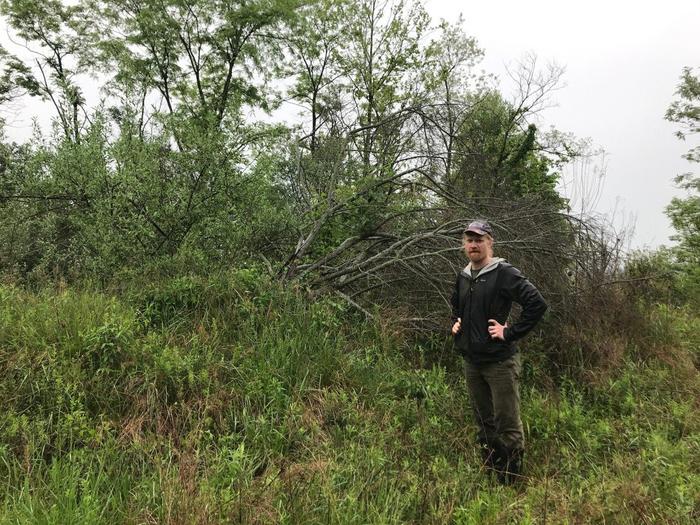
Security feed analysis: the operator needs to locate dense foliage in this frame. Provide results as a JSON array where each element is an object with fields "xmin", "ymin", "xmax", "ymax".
[{"xmin": 0, "ymin": 0, "xmax": 582, "ymax": 320}]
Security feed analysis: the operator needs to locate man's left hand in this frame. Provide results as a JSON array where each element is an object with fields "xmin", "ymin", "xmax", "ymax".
[{"xmin": 488, "ymin": 319, "xmax": 508, "ymax": 341}]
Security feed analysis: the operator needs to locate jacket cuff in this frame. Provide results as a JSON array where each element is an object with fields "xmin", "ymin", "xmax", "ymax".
[{"xmin": 503, "ymin": 326, "xmax": 512, "ymax": 342}]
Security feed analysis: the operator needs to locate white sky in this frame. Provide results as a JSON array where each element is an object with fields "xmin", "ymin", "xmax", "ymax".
[
  {"xmin": 2, "ymin": 0, "xmax": 698, "ymax": 250},
  {"xmin": 425, "ymin": 0, "xmax": 700, "ymax": 250}
]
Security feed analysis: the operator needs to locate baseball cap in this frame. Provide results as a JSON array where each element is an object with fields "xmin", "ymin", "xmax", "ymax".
[{"xmin": 463, "ymin": 220, "xmax": 493, "ymax": 237}]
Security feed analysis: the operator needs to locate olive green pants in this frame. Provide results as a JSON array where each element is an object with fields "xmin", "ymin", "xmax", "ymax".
[{"xmin": 463, "ymin": 353, "xmax": 524, "ymax": 451}]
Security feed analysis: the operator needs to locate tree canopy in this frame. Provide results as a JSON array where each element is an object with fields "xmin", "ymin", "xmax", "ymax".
[
  {"xmin": 665, "ymin": 66, "xmax": 700, "ymax": 305},
  {"xmin": 0, "ymin": 0, "xmax": 604, "ymax": 324}
]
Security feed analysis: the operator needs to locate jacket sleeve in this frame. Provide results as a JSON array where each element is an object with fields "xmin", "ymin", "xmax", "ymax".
[
  {"xmin": 450, "ymin": 274, "xmax": 461, "ymax": 323},
  {"xmin": 502, "ymin": 267, "xmax": 548, "ymax": 343}
]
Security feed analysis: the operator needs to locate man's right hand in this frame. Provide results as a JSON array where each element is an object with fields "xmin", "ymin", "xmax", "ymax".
[{"xmin": 451, "ymin": 318, "xmax": 462, "ymax": 335}]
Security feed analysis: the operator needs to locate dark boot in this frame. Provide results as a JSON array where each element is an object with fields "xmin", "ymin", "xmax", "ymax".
[{"xmin": 496, "ymin": 448, "xmax": 524, "ymax": 485}]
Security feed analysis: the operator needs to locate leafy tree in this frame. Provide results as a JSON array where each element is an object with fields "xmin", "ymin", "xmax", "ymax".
[
  {"xmin": 341, "ymin": 0, "xmax": 430, "ymax": 175},
  {"xmin": 277, "ymin": 0, "xmax": 435, "ymax": 278},
  {"xmin": 419, "ymin": 16, "xmax": 485, "ymax": 182},
  {"xmin": 280, "ymin": 0, "xmax": 349, "ymax": 152},
  {"xmin": 666, "ymin": 67, "xmax": 700, "ymax": 163},
  {"xmin": 89, "ymin": 0, "xmax": 301, "ymax": 134},
  {"xmin": 452, "ymin": 92, "xmax": 560, "ymax": 202},
  {"xmin": 665, "ymin": 66, "xmax": 700, "ymax": 305},
  {"xmin": 0, "ymin": 0, "xmax": 305, "ymax": 275},
  {"xmin": 0, "ymin": 0, "xmax": 90, "ymax": 142}
]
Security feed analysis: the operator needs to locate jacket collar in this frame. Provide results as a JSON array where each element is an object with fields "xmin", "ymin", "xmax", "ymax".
[{"xmin": 461, "ymin": 257, "xmax": 505, "ymax": 278}]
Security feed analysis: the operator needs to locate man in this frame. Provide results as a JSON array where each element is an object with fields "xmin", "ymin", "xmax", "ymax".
[{"xmin": 451, "ymin": 220, "xmax": 547, "ymax": 484}]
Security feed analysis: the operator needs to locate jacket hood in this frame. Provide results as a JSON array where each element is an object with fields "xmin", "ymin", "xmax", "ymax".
[{"xmin": 463, "ymin": 257, "xmax": 505, "ymax": 277}]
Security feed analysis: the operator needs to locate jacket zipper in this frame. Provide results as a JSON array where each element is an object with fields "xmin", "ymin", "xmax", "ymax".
[{"xmin": 467, "ymin": 275, "xmax": 473, "ymax": 353}]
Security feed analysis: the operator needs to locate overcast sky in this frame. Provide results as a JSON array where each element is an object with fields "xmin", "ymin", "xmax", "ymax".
[
  {"xmin": 1, "ymin": 0, "xmax": 698, "ymax": 250},
  {"xmin": 424, "ymin": 0, "xmax": 699, "ymax": 250}
]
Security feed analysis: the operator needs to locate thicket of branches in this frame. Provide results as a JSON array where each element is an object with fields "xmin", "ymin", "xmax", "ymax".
[{"xmin": 0, "ymin": 0, "xmax": 629, "ymax": 333}]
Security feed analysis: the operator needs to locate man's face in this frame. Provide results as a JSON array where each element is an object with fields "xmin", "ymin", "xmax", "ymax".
[{"xmin": 463, "ymin": 234, "xmax": 491, "ymax": 264}]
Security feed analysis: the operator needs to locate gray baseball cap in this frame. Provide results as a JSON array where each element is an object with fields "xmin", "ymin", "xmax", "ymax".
[{"xmin": 463, "ymin": 221, "xmax": 493, "ymax": 237}]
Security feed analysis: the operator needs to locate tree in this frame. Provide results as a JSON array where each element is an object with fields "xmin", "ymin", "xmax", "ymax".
[
  {"xmin": 666, "ymin": 67, "xmax": 700, "ymax": 163},
  {"xmin": 0, "ymin": 0, "xmax": 305, "ymax": 274},
  {"xmin": 279, "ymin": 0, "xmax": 349, "ymax": 152},
  {"xmin": 0, "ymin": 0, "xmax": 90, "ymax": 142},
  {"xmin": 419, "ymin": 15, "xmax": 485, "ymax": 182},
  {"xmin": 277, "ymin": 0, "xmax": 435, "ymax": 279},
  {"xmin": 664, "ymin": 66, "xmax": 700, "ymax": 305}
]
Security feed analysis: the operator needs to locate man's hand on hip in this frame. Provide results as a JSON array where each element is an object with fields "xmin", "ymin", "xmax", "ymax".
[
  {"xmin": 451, "ymin": 318, "xmax": 461, "ymax": 335},
  {"xmin": 488, "ymin": 319, "xmax": 508, "ymax": 341}
]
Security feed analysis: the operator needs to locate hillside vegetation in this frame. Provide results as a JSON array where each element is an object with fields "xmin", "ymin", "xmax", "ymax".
[{"xmin": 0, "ymin": 271, "xmax": 697, "ymax": 524}]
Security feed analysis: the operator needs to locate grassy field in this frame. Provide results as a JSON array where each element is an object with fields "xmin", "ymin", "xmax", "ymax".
[{"xmin": 0, "ymin": 271, "xmax": 698, "ymax": 524}]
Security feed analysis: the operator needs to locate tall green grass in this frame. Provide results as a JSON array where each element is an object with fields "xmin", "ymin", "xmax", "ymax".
[{"xmin": 0, "ymin": 271, "xmax": 698, "ymax": 523}]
